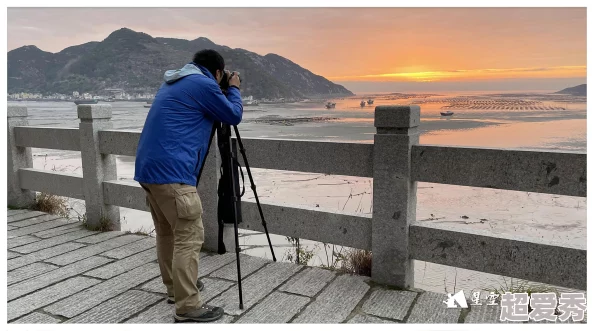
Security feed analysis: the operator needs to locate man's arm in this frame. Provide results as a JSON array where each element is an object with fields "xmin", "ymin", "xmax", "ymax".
[{"xmin": 198, "ymin": 81, "xmax": 243, "ymax": 125}]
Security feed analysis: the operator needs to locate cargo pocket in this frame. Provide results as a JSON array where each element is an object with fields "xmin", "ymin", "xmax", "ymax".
[{"xmin": 174, "ymin": 185, "xmax": 203, "ymax": 221}]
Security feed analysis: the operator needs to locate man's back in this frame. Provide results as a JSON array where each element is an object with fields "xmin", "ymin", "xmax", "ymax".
[{"xmin": 134, "ymin": 63, "xmax": 242, "ymax": 187}]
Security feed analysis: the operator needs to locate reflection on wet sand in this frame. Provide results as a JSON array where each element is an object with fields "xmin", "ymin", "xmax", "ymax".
[{"xmin": 420, "ymin": 119, "xmax": 586, "ymax": 150}]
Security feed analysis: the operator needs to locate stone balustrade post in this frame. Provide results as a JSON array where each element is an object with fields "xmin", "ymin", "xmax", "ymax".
[
  {"xmin": 372, "ymin": 105, "xmax": 420, "ymax": 288},
  {"xmin": 78, "ymin": 104, "xmax": 120, "ymax": 230},
  {"xmin": 7, "ymin": 106, "xmax": 35, "ymax": 208},
  {"xmin": 198, "ymin": 135, "xmax": 235, "ymax": 252}
]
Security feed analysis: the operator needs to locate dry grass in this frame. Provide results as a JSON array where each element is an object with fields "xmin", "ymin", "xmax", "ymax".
[
  {"xmin": 82, "ymin": 215, "xmax": 116, "ymax": 232},
  {"xmin": 125, "ymin": 226, "xmax": 155, "ymax": 237},
  {"xmin": 483, "ymin": 277, "xmax": 560, "ymax": 299},
  {"xmin": 32, "ymin": 193, "xmax": 69, "ymax": 218},
  {"xmin": 339, "ymin": 249, "xmax": 372, "ymax": 276}
]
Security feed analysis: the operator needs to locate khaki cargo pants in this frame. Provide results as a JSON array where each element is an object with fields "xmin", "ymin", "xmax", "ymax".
[{"xmin": 140, "ymin": 183, "xmax": 204, "ymax": 314}]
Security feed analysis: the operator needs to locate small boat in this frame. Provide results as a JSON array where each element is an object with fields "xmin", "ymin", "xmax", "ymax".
[
  {"xmin": 143, "ymin": 105, "xmax": 151, "ymax": 108},
  {"xmin": 360, "ymin": 100, "xmax": 366, "ymax": 107},
  {"xmin": 74, "ymin": 99, "xmax": 98, "ymax": 105},
  {"xmin": 440, "ymin": 111, "xmax": 454, "ymax": 116},
  {"xmin": 325, "ymin": 102, "xmax": 336, "ymax": 109},
  {"xmin": 245, "ymin": 100, "xmax": 259, "ymax": 106},
  {"xmin": 367, "ymin": 99, "xmax": 374, "ymax": 105}
]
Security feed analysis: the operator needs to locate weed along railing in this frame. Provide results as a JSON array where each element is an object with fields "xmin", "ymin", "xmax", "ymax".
[{"xmin": 7, "ymin": 104, "xmax": 587, "ymax": 291}]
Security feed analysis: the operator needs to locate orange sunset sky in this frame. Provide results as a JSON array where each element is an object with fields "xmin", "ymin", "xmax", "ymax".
[{"xmin": 7, "ymin": 7, "xmax": 587, "ymax": 92}]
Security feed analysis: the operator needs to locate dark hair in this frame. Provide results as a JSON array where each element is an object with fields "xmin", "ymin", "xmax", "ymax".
[{"xmin": 193, "ymin": 49, "xmax": 225, "ymax": 77}]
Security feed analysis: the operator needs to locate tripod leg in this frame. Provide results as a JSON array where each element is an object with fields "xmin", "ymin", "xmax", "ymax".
[
  {"xmin": 227, "ymin": 131, "xmax": 244, "ymax": 310},
  {"xmin": 232, "ymin": 126, "xmax": 277, "ymax": 262},
  {"xmin": 233, "ymin": 208, "xmax": 244, "ymax": 310}
]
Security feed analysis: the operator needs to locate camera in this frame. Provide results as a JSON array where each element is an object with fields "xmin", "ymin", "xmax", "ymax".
[{"xmin": 219, "ymin": 70, "xmax": 241, "ymax": 93}]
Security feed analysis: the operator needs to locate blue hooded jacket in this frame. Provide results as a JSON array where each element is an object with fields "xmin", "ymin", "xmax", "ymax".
[{"xmin": 134, "ymin": 63, "xmax": 243, "ymax": 186}]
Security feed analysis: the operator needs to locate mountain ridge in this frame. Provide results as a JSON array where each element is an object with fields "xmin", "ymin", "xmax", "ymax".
[
  {"xmin": 554, "ymin": 84, "xmax": 586, "ymax": 96},
  {"xmin": 8, "ymin": 27, "xmax": 354, "ymax": 99}
]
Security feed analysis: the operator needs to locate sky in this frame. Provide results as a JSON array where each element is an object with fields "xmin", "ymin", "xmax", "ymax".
[{"xmin": 7, "ymin": 7, "xmax": 587, "ymax": 92}]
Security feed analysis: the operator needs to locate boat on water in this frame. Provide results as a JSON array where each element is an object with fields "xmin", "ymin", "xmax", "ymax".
[
  {"xmin": 73, "ymin": 99, "xmax": 99, "ymax": 105},
  {"xmin": 367, "ymin": 99, "xmax": 374, "ymax": 105},
  {"xmin": 360, "ymin": 100, "xmax": 366, "ymax": 107},
  {"xmin": 143, "ymin": 105, "xmax": 151, "ymax": 108},
  {"xmin": 325, "ymin": 102, "xmax": 336, "ymax": 109},
  {"xmin": 440, "ymin": 111, "xmax": 454, "ymax": 116},
  {"xmin": 242, "ymin": 95, "xmax": 259, "ymax": 106}
]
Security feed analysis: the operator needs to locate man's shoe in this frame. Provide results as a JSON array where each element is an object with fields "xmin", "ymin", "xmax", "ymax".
[
  {"xmin": 174, "ymin": 305, "xmax": 224, "ymax": 323},
  {"xmin": 167, "ymin": 279, "xmax": 204, "ymax": 304}
]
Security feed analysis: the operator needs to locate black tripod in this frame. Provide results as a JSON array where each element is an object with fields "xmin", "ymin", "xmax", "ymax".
[{"xmin": 197, "ymin": 122, "xmax": 276, "ymax": 310}]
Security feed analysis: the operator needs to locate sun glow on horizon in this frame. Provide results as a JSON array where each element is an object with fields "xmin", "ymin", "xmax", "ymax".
[{"xmin": 328, "ymin": 65, "xmax": 587, "ymax": 82}]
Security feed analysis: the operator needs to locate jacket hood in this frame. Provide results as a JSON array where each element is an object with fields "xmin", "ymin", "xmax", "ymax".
[{"xmin": 163, "ymin": 63, "xmax": 206, "ymax": 83}]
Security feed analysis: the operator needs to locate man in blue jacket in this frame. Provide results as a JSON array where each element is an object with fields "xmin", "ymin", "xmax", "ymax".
[{"xmin": 134, "ymin": 49, "xmax": 242, "ymax": 323}]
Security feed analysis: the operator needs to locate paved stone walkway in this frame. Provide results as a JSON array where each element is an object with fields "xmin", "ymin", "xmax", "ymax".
[{"xmin": 6, "ymin": 209, "xmax": 586, "ymax": 324}]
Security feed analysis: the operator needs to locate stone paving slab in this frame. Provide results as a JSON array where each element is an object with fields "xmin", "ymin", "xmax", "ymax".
[
  {"xmin": 348, "ymin": 314, "xmax": 393, "ymax": 323},
  {"xmin": 139, "ymin": 277, "xmax": 168, "ymax": 294},
  {"xmin": 7, "ymin": 209, "xmax": 31, "ymax": 217},
  {"xmin": 11, "ymin": 229, "xmax": 97, "ymax": 254},
  {"xmin": 141, "ymin": 276, "xmax": 235, "ymax": 304},
  {"xmin": 7, "ymin": 210, "xmax": 46, "ymax": 222},
  {"xmin": 464, "ymin": 304, "xmax": 504, "ymax": 323},
  {"xmin": 124, "ymin": 300, "xmax": 235, "ymax": 324},
  {"xmin": 8, "ymin": 218, "xmax": 76, "ymax": 238},
  {"xmin": 8, "ymin": 235, "xmax": 40, "ymax": 249},
  {"xmin": 198, "ymin": 253, "xmax": 237, "ymax": 277},
  {"xmin": 75, "ymin": 231, "xmax": 126, "ymax": 244},
  {"xmin": 209, "ymin": 254, "xmax": 270, "ymax": 281},
  {"xmin": 84, "ymin": 248, "xmax": 157, "ymax": 279},
  {"xmin": 7, "ymin": 251, "xmax": 22, "ymax": 259},
  {"xmin": 407, "ymin": 291, "xmax": 461, "ymax": 323},
  {"xmin": 200, "ymin": 278, "xmax": 239, "ymax": 303},
  {"xmin": 65, "ymin": 290, "xmax": 162, "ymax": 323},
  {"xmin": 9, "ymin": 214, "xmax": 62, "ymax": 228},
  {"xmin": 292, "ymin": 274, "xmax": 370, "ymax": 323},
  {"xmin": 124, "ymin": 301, "xmax": 173, "ymax": 323},
  {"xmin": 44, "ymin": 263, "xmax": 161, "ymax": 318},
  {"xmin": 8, "ymin": 256, "xmax": 113, "ymax": 301},
  {"xmin": 45, "ymin": 234, "xmax": 144, "ymax": 266},
  {"xmin": 236, "ymin": 291, "xmax": 310, "ymax": 323},
  {"xmin": 8, "ymin": 210, "xmax": 577, "ymax": 325},
  {"xmin": 101, "ymin": 237, "xmax": 156, "ymax": 259},
  {"xmin": 8, "ymin": 242, "xmax": 86, "ymax": 271},
  {"xmin": 362, "ymin": 289, "xmax": 418, "ymax": 321},
  {"xmin": 279, "ymin": 267, "xmax": 336, "ymax": 297},
  {"xmin": 34, "ymin": 223, "xmax": 84, "ymax": 238},
  {"xmin": 8, "ymin": 276, "xmax": 100, "ymax": 321},
  {"xmin": 8, "ymin": 262, "xmax": 59, "ymax": 285},
  {"xmin": 12, "ymin": 312, "xmax": 62, "ymax": 324},
  {"xmin": 209, "ymin": 262, "xmax": 303, "ymax": 316},
  {"xmin": 213, "ymin": 314, "xmax": 236, "ymax": 323}
]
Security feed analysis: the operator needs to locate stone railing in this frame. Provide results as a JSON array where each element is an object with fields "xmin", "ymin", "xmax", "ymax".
[{"xmin": 6, "ymin": 104, "xmax": 587, "ymax": 291}]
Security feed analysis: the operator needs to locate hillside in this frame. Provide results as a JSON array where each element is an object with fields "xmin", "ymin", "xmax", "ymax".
[
  {"xmin": 7, "ymin": 28, "xmax": 354, "ymax": 100},
  {"xmin": 554, "ymin": 84, "xmax": 586, "ymax": 96}
]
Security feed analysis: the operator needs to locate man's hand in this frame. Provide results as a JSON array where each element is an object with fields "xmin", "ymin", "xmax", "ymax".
[{"xmin": 229, "ymin": 71, "xmax": 241, "ymax": 89}]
